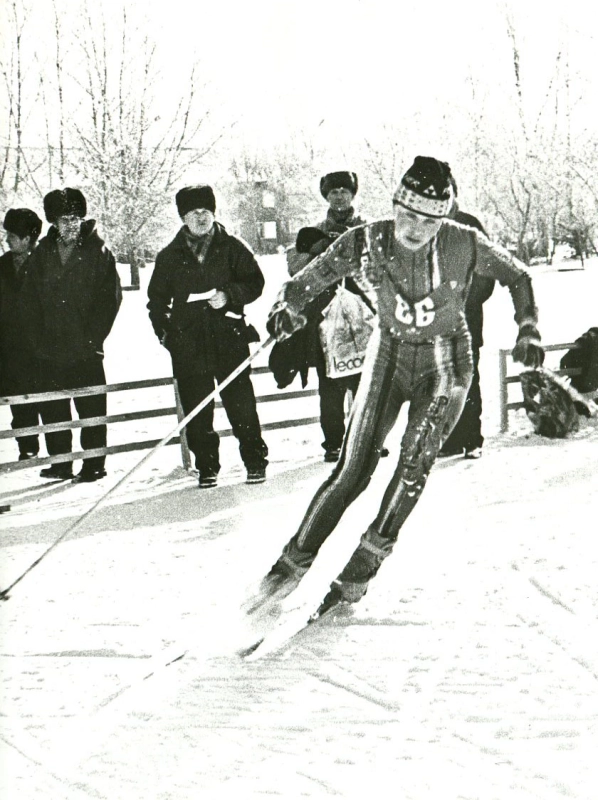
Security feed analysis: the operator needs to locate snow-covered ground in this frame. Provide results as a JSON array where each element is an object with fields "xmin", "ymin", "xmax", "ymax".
[{"xmin": 1, "ymin": 255, "xmax": 597, "ymax": 799}]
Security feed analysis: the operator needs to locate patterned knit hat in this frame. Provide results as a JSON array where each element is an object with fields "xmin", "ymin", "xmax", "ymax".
[
  {"xmin": 3, "ymin": 208, "xmax": 43, "ymax": 240},
  {"xmin": 393, "ymin": 157, "xmax": 453, "ymax": 218},
  {"xmin": 176, "ymin": 185, "xmax": 216, "ymax": 218},
  {"xmin": 43, "ymin": 188, "xmax": 87, "ymax": 223},
  {"xmin": 320, "ymin": 171, "xmax": 358, "ymax": 199}
]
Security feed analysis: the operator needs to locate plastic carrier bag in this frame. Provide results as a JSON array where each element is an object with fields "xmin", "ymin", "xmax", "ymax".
[{"xmin": 319, "ymin": 282, "xmax": 375, "ymax": 379}]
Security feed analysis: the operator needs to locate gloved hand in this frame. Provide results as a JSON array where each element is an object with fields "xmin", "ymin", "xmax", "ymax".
[
  {"xmin": 266, "ymin": 301, "xmax": 307, "ymax": 342},
  {"xmin": 512, "ymin": 324, "xmax": 545, "ymax": 368}
]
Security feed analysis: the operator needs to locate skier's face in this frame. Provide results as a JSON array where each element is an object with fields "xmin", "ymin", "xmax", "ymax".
[
  {"xmin": 184, "ymin": 208, "xmax": 215, "ymax": 237},
  {"xmin": 326, "ymin": 188, "xmax": 353, "ymax": 213},
  {"xmin": 393, "ymin": 206, "xmax": 443, "ymax": 250},
  {"xmin": 56, "ymin": 215, "xmax": 82, "ymax": 243},
  {"xmin": 5, "ymin": 231, "xmax": 32, "ymax": 255}
]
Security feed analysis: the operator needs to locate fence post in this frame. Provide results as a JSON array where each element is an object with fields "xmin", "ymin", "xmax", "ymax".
[
  {"xmin": 172, "ymin": 378, "xmax": 193, "ymax": 471},
  {"xmin": 499, "ymin": 349, "xmax": 509, "ymax": 433}
]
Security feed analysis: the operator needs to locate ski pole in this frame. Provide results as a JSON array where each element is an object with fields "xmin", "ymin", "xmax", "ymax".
[{"xmin": 0, "ymin": 336, "xmax": 274, "ymax": 602}]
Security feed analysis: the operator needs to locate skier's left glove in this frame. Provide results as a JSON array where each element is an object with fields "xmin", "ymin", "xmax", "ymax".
[
  {"xmin": 266, "ymin": 301, "xmax": 307, "ymax": 342},
  {"xmin": 512, "ymin": 323, "xmax": 545, "ymax": 368}
]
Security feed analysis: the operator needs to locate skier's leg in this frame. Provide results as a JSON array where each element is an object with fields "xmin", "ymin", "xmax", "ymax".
[
  {"xmin": 321, "ymin": 338, "xmax": 473, "ymax": 608},
  {"xmin": 269, "ymin": 331, "xmax": 403, "ymax": 581}
]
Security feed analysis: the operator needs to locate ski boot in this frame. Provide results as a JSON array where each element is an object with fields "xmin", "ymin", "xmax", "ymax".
[
  {"xmin": 313, "ymin": 527, "xmax": 395, "ymax": 619},
  {"xmin": 243, "ymin": 536, "xmax": 316, "ymax": 617}
]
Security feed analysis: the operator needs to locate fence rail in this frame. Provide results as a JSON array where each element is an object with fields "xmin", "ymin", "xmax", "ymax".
[
  {"xmin": 0, "ymin": 367, "xmax": 319, "ymax": 474},
  {"xmin": 498, "ymin": 343, "xmax": 582, "ymax": 432}
]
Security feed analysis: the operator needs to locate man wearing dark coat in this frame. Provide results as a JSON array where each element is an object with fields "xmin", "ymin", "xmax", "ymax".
[
  {"xmin": 22, "ymin": 188, "xmax": 122, "ymax": 482},
  {"xmin": 147, "ymin": 185, "xmax": 268, "ymax": 488},
  {"xmin": 0, "ymin": 208, "xmax": 43, "ymax": 460},
  {"xmin": 439, "ymin": 178, "xmax": 494, "ymax": 459},
  {"xmin": 284, "ymin": 171, "xmax": 371, "ymax": 463}
]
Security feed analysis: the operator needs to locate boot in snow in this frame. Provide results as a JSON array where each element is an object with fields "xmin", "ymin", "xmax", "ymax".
[{"xmin": 243, "ymin": 536, "xmax": 316, "ymax": 616}]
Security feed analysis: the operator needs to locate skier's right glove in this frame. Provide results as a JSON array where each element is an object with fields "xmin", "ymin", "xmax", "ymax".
[
  {"xmin": 512, "ymin": 323, "xmax": 545, "ymax": 368},
  {"xmin": 266, "ymin": 301, "xmax": 307, "ymax": 342}
]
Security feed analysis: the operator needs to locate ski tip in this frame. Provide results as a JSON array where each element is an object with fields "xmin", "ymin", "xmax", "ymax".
[{"xmin": 239, "ymin": 638, "xmax": 264, "ymax": 659}]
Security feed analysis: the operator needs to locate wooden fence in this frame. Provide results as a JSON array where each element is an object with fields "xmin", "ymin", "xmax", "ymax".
[
  {"xmin": 498, "ymin": 343, "xmax": 582, "ymax": 432},
  {"xmin": 0, "ymin": 367, "xmax": 319, "ymax": 474}
]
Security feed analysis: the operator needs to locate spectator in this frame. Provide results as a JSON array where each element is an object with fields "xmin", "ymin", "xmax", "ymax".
[
  {"xmin": 147, "ymin": 185, "xmax": 268, "ymax": 488},
  {"xmin": 439, "ymin": 177, "xmax": 495, "ymax": 459},
  {"xmin": 22, "ymin": 188, "xmax": 122, "ymax": 482},
  {"xmin": 0, "ymin": 208, "xmax": 43, "ymax": 460},
  {"xmin": 316, "ymin": 171, "xmax": 366, "ymax": 240},
  {"xmin": 292, "ymin": 171, "xmax": 372, "ymax": 463}
]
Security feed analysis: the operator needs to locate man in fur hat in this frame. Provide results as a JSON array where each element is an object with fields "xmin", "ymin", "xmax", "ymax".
[
  {"xmin": 21, "ymin": 188, "xmax": 122, "ymax": 482},
  {"xmin": 439, "ymin": 175, "xmax": 495, "ymax": 460},
  {"xmin": 147, "ymin": 185, "xmax": 268, "ymax": 488},
  {"xmin": 292, "ymin": 171, "xmax": 371, "ymax": 463},
  {"xmin": 0, "ymin": 208, "xmax": 43, "ymax": 460},
  {"xmin": 252, "ymin": 156, "xmax": 544, "ymax": 617}
]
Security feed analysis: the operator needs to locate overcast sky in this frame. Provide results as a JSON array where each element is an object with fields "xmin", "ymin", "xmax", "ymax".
[{"xmin": 139, "ymin": 0, "xmax": 596, "ymax": 148}]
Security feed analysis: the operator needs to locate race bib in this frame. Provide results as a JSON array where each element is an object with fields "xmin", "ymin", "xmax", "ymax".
[{"xmin": 394, "ymin": 292, "xmax": 436, "ymax": 327}]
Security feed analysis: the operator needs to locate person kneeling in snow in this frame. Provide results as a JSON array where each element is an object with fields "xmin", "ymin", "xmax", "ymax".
[{"xmin": 260, "ymin": 155, "xmax": 544, "ymax": 616}]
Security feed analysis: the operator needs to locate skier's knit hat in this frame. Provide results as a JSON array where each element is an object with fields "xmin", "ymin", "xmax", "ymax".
[
  {"xmin": 295, "ymin": 226, "xmax": 334, "ymax": 254},
  {"xmin": 176, "ymin": 185, "xmax": 216, "ymax": 218},
  {"xmin": 393, "ymin": 156, "xmax": 453, "ymax": 218},
  {"xmin": 3, "ymin": 208, "xmax": 43, "ymax": 241},
  {"xmin": 43, "ymin": 188, "xmax": 87, "ymax": 223},
  {"xmin": 320, "ymin": 171, "xmax": 358, "ymax": 199}
]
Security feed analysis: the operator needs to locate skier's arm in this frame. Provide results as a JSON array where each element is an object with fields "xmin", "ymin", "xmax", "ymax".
[
  {"xmin": 474, "ymin": 234, "xmax": 544, "ymax": 367},
  {"xmin": 267, "ymin": 227, "xmax": 362, "ymax": 340}
]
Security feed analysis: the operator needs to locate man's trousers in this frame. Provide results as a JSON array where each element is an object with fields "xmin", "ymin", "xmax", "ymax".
[
  {"xmin": 37, "ymin": 357, "xmax": 108, "ymax": 471},
  {"xmin": 176, "ymin": 366, "xmax": 268, "ymax": 478}
]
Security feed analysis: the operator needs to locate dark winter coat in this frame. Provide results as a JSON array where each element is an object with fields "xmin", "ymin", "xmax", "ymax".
[
  {"xmin": 560, "ymin": 327, "xmax": 598, "ymax": 393},
  {"xmin": 0, "ymin": 251, "xmax": 38, "ymax": 394},
  {"xmin": 454, "ymin": 209, "xmax": 495, "ymax": 349},
  {"xmin": 21, "ymin": 220, "xmax": 122, "ymax": 365},
  {"xmin": 147, "ymin": 223, "xmax": 264, "ymax": 378}
]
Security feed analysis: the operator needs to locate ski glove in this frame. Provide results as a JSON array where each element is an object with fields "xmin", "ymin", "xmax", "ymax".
[
  {"xmin": 266, "ymin": 301, "xmax": 307, "ymax": 342},
  {"xmin": 512, "ymin": 323, "xmax": 545, "ymax": 368}
]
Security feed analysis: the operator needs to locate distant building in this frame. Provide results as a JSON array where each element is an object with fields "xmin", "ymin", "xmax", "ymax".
[{"xmin": 236, "ymin": 179, "xmax": 314, "ymax": 255}]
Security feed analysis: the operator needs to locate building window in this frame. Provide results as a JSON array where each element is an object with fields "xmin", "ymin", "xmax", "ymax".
[
  {"xmin": 262, "ymin": 221, "xmax": 277, "ymax": 240},
  {"xmin": 262, "ymin": 191, "xmax": 276, "ymax": 209}
]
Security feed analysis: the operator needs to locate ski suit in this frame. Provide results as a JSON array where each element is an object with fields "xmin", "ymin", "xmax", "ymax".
[{"xmin": 269, "ymin": 218, "xmax": 539, "ymax": 598}]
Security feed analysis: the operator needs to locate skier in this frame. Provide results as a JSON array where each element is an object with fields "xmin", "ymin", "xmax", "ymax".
[{"xmin": 257, "ymin": 156, "xmax": 544, "ymax": 617}]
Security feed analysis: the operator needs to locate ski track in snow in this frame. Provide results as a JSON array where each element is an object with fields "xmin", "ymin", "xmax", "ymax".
[{"xmin": 1, "ymin": 258, "xmax": 597, "ymax": 799}]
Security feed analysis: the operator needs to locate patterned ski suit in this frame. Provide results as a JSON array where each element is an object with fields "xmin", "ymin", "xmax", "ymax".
[{"xmin": 270, "ymin": 218, "xmax": 539, "ymax": 598}]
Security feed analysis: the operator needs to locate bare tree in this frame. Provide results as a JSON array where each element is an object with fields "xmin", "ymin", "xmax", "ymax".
[{"xmin": 62, "ymin": 1, "xmax": 229, "ymax": 284}]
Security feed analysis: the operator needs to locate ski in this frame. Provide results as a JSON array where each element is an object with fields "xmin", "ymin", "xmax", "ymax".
[{"xmin": 241, "ymin": 590, "xmax": 349, "ymax": 660}]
